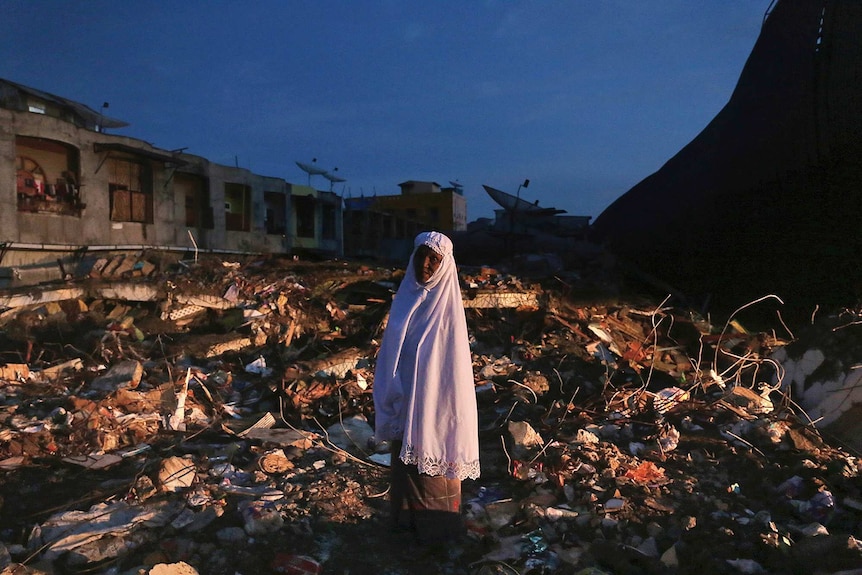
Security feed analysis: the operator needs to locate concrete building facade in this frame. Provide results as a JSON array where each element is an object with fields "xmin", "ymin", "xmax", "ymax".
[
  {"xmin": 372, "ymin": 180, "xmax": 467, "ymax": 233},
  {"xmin": 341, "ymin": 180, "xmax": 468, "ymax": 263},
  {"xmin": 0, "ymin": 78, "xmax": 343, "ymax": 285}
]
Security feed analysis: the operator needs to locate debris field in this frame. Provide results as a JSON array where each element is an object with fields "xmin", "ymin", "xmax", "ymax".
[{"xmin": 0, "ymin": 254, "xmax": 860, "ymax": 575}]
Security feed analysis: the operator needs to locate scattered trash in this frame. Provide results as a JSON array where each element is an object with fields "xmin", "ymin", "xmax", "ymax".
[
  {"xmin": 0, "ymin": 255, "xmax": 859, "ymax": 574},
  {"xmin": 159, "ymin": 456, "xmax": 197, "ymax": 492},
  {"xmin": 271, "ymin": 553, "xmax": 322, "ymax": 574}
]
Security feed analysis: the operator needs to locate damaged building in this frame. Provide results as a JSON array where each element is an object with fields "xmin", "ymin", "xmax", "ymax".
[
  {"xmin": 0, "ymin": 77, "xmax": 344, "ymax": 287},
  {"xmin": 342, "ymin": 180, "xmax": 468, "ymax": 263},
  {"xmin": 451, "ymin": 184, "xmax": 594, "ymax": 272}
]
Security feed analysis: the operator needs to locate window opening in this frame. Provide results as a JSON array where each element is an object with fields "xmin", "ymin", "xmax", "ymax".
[
  {"xmin": 109, "ymin": 157, "xmax": 153, "ymax": 223},
  {"xmin": 321, "ymin": 204, "xmax": 336, "ymax": 240},
  {"xmin": 177, "ymin": 173, "xmax": 212, "ymax": 229},
  {"xmin": 295, "ymin": 195, "xmax": 316, "ymax": 239},
  {"xmin": 264, "ymin": 191, "xmax": 287, "ymax": 235},
  {"xmin": 27, "ymin": 99, "xmax": 46, "ymax": 115},
  {"xmin": 225, "ymin": 183, "xmax": 251, "ymax": 232},
  {"xmin": 16, "ymin": 136, "xmax": 83, "ymax": 216}
]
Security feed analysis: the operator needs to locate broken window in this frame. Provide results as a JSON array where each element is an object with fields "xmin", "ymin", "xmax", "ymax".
[
  {"xmin": 176, "ymin": 173, "xmax": 213, "ymax": 229},
  {"xmin": 368, "ymin": 211, "xmax": 381, "ymax": 243},
  {"xmin": 381, "ymin": 214, "xmax": 393, "ymax": 240},
  {"xmin": 427, "ymin": 206, "xmax": 440, "ymax": 224},
  {"xmin": 224, "ymin": 182, "xmax": 251, "ymax": 232},
  {"xmin": 264, "ymin": 191, "xmax": 287, "ymax": 235},
  {"xmin": 321, "ymin": 203, "xmax": 336, "ymax": 240},
  {"xmin": 15, "ymin": 136, "xmax": 82, "ymax": 215},
  {"xmin": 27, "ymin": 99, "xmax": 46, "ymax": 114},
  {"xmin": 294, "ymin": 195, "xmax": 315, "ymax": 239},
  {"xmin": 347, "ymin": 210, "xmax": 364, "ymax": 237},
  {"xmin": 108, "ymin": 157, "xmax": 153, "ymax": 223}
]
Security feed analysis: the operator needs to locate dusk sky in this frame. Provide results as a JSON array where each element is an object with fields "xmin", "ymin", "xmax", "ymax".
[{"xmin": 1, "ymin": 1, "xmax": 770, "ymax": 222}]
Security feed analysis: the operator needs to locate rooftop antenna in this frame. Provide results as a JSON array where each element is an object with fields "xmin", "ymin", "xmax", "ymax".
[
  {"xmin": 295, "ymin": 157, "xmax": 327, "ymax": 186},
  {"xmin": 321, "ymin": 167, "xmax": 347, "ymax": 192},
  {"xmin": 98, "ymin": 102, "xmax": 109, "ymax": 133}
]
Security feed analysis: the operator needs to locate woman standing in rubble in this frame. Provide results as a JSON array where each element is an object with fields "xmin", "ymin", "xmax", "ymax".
[{"xmin": 373, "ymin": 230, "xmax": 480, "ymax": 545}]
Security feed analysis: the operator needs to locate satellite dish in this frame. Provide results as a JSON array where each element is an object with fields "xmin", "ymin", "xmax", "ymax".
[
  {"xmin": 322, "ymin": 174, "xmax": 347, "ymax": 190},
  {"xmin": 322, "ymin": 168, "xmax": 346, "ymax": 192},
  {"xmin": 449, "ymin": 180, "xmax": 463, "ymax": 189},
  {"xmin": 296, "ymin": 161, "xmax": 328, "ymax": 176},
  {"xmin": 296, "ymin": 158, "xmax": 328, "ymax": 186}
]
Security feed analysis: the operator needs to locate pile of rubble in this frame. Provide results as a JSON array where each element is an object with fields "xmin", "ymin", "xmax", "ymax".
[{"xmin": 0, "ymin": 254, "xmax": 860, "ymax": 575}]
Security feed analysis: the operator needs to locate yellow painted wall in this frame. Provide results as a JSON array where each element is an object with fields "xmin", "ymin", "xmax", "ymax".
[{"xmin": 373, "ymin": 190, "xmax": 466, "ymax": 232}]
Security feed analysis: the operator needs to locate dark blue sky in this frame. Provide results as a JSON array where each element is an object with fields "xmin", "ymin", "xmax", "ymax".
[{"xmin": 1, "ymin": 1, "xmax": 769, "ymax": 222}]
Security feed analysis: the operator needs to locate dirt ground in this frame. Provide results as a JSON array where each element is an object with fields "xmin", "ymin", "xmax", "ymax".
[{"xmin": 0, "ymin": 254, "xmax": 860, "ymax": 575}]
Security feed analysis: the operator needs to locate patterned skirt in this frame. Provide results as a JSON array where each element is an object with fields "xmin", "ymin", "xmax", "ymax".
[{"xmin": 389, "ymin": 441, "xmax": 464, "ymax": 545}]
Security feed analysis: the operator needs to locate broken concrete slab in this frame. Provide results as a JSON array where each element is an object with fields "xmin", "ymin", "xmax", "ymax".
[
  {"xmin": 96, "ymin": 282, "xmax": 162, "ymax": 302},
  {"xmin": 0, "ymin": 287, "xmax": 87, "ymax": 316},
  {"xmin": 462, "ymin": 290, "xmax": 541, "ymax": 309}
]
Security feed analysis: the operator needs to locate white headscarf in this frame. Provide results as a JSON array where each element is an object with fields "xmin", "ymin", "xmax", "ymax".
[{"xmin": 373, "ymin": 231, "xmax": 480, "ymax": 481}]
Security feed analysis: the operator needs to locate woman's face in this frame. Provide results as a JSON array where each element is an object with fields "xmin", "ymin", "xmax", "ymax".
[{"xmin": 413, "ymin": 245, "xmax": 443, "ymax": 283}]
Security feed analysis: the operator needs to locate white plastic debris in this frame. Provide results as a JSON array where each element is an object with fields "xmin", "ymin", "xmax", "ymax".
[{"xmin": 244, "ymin": 356, "xmax": 273, "ymax": 377}]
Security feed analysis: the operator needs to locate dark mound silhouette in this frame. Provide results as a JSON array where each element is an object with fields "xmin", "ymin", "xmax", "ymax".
[{"xmin": 592, "ymin": 0, "xmax": 862, "ymax": 321}]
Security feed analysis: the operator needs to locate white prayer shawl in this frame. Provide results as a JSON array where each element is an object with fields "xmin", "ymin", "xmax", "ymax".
[{"xmin": 373, "ymin": 232, "xmax": 480, "ymax": 481}]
